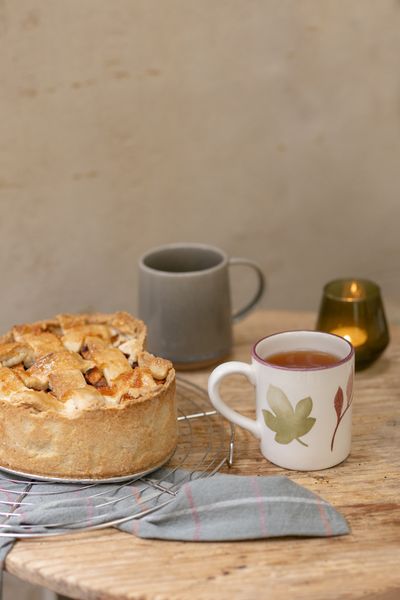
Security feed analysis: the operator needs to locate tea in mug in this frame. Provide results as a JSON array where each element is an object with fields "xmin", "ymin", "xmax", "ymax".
[{"xmin": 263, "ymin": 349, "xmax": 341, "ymax": 369}]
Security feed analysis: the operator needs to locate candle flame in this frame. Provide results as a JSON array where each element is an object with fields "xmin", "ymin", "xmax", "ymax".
[
  {"xmin": 350, "ymin": 282, "xmax": 359, "ymax": 296},
  {"xmin": 343, "ymin": 280, "xmax": 365, "ymax": 300}
]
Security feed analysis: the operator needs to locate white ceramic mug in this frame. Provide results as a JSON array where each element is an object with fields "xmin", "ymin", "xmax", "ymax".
[{"xmin": 208, "ymin": 331, "xmax": 355, "ymax": 471}]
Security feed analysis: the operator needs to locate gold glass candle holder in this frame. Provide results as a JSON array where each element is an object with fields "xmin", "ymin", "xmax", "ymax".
[{"xmin": 316, "ymin": 279, "xmax": 390, "ymax": 371}]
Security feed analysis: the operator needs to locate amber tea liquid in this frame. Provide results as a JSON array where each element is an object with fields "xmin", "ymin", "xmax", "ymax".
[{"xmin": 263, "ymin": 349, "xmax": 341, "ymax": 369}]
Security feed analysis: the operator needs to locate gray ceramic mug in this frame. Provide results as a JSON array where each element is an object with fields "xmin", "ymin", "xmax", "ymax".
[{"xmin": 138, "ymin": 243, "xmax": 265, "ymax": 368}]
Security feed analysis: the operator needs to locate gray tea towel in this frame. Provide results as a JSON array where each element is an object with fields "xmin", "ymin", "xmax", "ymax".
[{"xmin": 0, "ymin": 469, "xmax": 349, "ymax": 597}]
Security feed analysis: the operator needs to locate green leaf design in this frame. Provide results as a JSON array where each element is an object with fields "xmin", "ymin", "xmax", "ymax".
[
  {"xmin": 262, "ymin": 410, "xmax": 279, "ymax": 432},
  {"xmin": 275, "ymin": 429, "xmax": 296, "ymax": 445},
  {"xmin": 296, "ymin": 417, "xmax": 316, "ymax": 438},
  {"xmin": 267, "ymin": 385, "xmax": 294, "ymax": 419},
  {"xmin": 262, "ymin": 385, "xmax": 316, "ymax": 446},
  {"xmin": 294, "ymin": 396, "xmax": 313, "ymax": 419}
]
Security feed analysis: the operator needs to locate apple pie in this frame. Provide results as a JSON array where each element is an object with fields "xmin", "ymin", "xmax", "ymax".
[{"xmin": 0, "ymin": 312, "xmax": 177, "ymax": 479}]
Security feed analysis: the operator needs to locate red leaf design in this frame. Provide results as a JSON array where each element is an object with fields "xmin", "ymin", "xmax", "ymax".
[
  {"xmin": 334, "ymin": 387, "xmax": 344, "ymax": 419},
  {"xmin": 346, "ymin": 372, "xmax": 354, "ymax": 405}
]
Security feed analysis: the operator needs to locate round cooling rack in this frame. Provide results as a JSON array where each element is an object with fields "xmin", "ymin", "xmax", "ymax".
[{"xmin": 0, "ymin": 377, "xmax": 235, "ymax": 539}]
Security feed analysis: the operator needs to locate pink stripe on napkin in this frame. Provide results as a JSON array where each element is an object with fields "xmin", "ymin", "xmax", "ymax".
[
  {"xmin": 184, "ymin": 483, "xmax": 201, "ymax": 541},
  {"xmin": 250, "ymin": 476, "xmax": 268, "ymax": 536}
]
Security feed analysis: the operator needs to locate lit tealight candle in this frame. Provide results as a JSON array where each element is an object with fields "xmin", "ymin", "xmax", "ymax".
[
  {"xmin": 317, "ymin": 278, "xmax": 389, "ymax": 369},
  {"xmin": 331, "ymin": 326, "xmax": 368, "ymax": 348}
]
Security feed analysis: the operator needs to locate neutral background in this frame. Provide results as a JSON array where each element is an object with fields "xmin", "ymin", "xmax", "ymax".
[{"xmin": 1, "ymin": 0, "xmax": 399, "ymax": 334}]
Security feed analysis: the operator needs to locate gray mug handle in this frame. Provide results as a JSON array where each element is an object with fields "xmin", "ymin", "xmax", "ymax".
[{"xmin": 229, "ymin": 258, "xmax": 266, "ymax": 323}]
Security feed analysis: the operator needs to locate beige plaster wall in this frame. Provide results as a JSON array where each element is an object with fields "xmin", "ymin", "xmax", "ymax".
[{"xmin": 0, "ymin": 0, "xmax": 399, "ymax": 333}]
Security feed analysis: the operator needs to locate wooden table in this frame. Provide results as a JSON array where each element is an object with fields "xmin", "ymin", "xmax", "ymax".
[{"xmin": 5, "ymin": 311, "xmax": 400, "ymax": 600}]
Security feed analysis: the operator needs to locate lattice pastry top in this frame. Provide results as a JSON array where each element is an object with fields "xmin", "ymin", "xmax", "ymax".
[{"xmin": 0, "ymin": 312, "xmax": 173, "ymax": 417}]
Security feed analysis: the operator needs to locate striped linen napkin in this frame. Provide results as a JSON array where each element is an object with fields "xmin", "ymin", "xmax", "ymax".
[
  {"xmin": 126, "ymin": 473, "xmax": 349, "ymax": 540},
  {"xmin": 0, "ymin": 470, "xmax": 349, "ymax": 596}
]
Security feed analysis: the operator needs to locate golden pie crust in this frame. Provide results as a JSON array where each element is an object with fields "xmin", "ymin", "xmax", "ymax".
[{"xmin": 0, "ymin": 312, "xmax": 177, "ymax": 479}]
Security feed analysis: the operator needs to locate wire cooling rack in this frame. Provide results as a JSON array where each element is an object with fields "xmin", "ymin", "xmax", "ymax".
[{"xmin": 0, "ymin": 377, "xmax": 234, "ymax": 539}]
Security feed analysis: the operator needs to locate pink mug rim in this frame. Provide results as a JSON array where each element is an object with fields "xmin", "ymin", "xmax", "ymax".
[{"xmin": 251, "ymin": 329, "xmax": 355, "ymax": 371}]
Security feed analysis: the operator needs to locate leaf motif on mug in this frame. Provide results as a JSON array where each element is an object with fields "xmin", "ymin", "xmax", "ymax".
[
  {"xmin": 334, "ymin": 387, "xmax": 344, "ymax": 419},
  {"xmin": 262, "ymin": 385, "xmax": 316, "ymax": 447},
  {"xmin": 346, "ymin": 372, "xmax": 354, "ymax": 403},
  {"xmin": 331, "ymin": 373, "xmax": 354, "ymax": 451}
]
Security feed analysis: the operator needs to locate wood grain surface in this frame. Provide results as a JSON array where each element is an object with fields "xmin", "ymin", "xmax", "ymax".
[{"xmin": 5, "ymin": 311, "xmax": 400, "ymax": 600}]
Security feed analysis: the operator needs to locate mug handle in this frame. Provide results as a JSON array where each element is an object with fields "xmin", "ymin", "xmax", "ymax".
[
  {"xmin": 208, "ymin": 361, "xmax": 262, "ymax": 439},
  {"xmin": 228, "ymin": 258, "xmax": 266, "ymax": 323}
]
